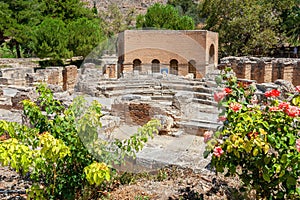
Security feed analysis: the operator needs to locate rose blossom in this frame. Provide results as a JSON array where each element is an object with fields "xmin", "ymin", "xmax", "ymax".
[
  {"xmin": 296, "ymin": 139, "xmax": 300, "ymax": 152},
  {"xmin": 214, "ymin": 91, "xmax": 226, "ymax": 102},
  {"xmin": 278, "ymin": 102, "xmax": 290, "ymax": 110},
  {"xmin": 218, "ymin": 116, "xmax": 227, "ymax": 122},
  {"xmin": 203, "ymin": 130, "xmax": 213, "ymax": 143},
  {"xmin": 224, "ymin": 87, "xmax": 232, "ymax": 94},
  {"xmin": 265, "ymin": 89, "xmax": 280, "ymax": 98},
  {"xmin": 229, "ymin": 102, "xmax": 242, "ymax": 112},
  {"xmin": 285, "ymin": 106, "xmax": 300, "ymax": 117},
  {"xmin": 213, "ymin": 146, "xmax": 224, "ymax": 158}
]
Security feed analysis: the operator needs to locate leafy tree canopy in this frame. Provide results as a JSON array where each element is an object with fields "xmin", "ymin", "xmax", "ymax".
[
  {"xmin": 136, "ymin": 3, "xmax": 195, "ymax": 30},
  {"xmin": 167, "ymin": 0, "xmax": 202, "ymax": 25},
  {"xmin": 0, "ymin": 0, "xmax": 105, "ymax": 59},
  {"xmin": 200, "ymin": 0, "xmax": 299, "ymax": 57}
]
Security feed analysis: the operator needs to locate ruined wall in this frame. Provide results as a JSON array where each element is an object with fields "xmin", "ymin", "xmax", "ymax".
[
  {"xmin": 63, "ymin": 65, "xmax": 78, "ymax": 91},
  {"xmin": 219, "ymin": 57, "xmax": 300, "ymax": 86},
  {"xmin": 0, "ymin": 65, "xmax": 78, "ymax": 91}
]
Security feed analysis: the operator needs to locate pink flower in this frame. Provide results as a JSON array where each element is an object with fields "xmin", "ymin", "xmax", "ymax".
[
  {"xmin": 269, "ymin": 106, "xmax": 281, "ymax": 111},
  {"xmin": 203, "ymin": 130, "xmax": 213, "ymax": 143},
  {"xmin": 278, "ymin": 102, "xmax": 290, "ymax": 110},
  {"xmin": 265, "ymin": 89, "xmax": 280, "ymax": 98},
  {"xmin": 213, "ymin": 146, "xmax": 224, "ymax": 158},
  {"xmin": 285, "ymin": 106, "xmax": 300, "ymax": 117},
  {"xmin": 296, "ymin": 139, "xmax": 300, "ymax": 152},
  {"xmin": 224, "ymin": 88, "xmax": 232, "ymax": 94},
  {"xmin": 214, "ymin": 91, "xmax": 226, "ymax": 102},
  {"xmin": 229, "ymin": 102, "xmax": 242, "ymax": 112},
  {"xmin": 218, "ymin": 116, "xmax": 227, "ymax": 122},
  {"xmin": 296, "ymin": 86, "xmax": 300, "ymax": 92}
]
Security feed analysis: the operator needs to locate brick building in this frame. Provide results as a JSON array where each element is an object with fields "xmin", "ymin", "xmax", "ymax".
[{"xmin": 117, "ymin": 30, "xmax": 218, "ymax": 78}]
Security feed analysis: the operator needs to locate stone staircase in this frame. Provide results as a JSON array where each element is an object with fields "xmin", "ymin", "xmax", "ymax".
[
  {"xmin": 95, "ymin": 76, "xmax": 217, "ymax": 108},
  {"xmin": 90, "ymin": 75, "xmax": 222, "ymax": 136}
]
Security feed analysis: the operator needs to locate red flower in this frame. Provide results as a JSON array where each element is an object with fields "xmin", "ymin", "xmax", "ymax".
[
  {"xmin": 265, "ymin": 89, "xmax": 280, "ymax": 98},
  {"xmin": 285, "ymin": 106, "xmax": 300, "ymax": 117},
  {"xmin": 296, "ymin": 139, "xmax": 300, "ymax": 152},
  {"xmin": 218, "ymin": 116, "xmax": 227, "ymax": 122},
  {"xmin": 278, "ymin": 102, "xmax": 290, "ymax": 110},
  {"xmin": 296, "ymin": 86, "xmax": 300, "ymax": 92},
  {"xmin": 214, "ymin": 91, "xmax": 226, "ymax": 102},
  {"xmin": 229, "ymin": 102, "xmax": 242, "ymax": 112},
  {"xmin": 247, "ymin": 132, "xmax": 259, "ymax": 139},
  {"xmin": 224, "ymin": 87, "xmax": 232, "ymax": 94},
  {"xmin": 213, "ymin": 146, "xmax": 224, "ymax": 158}
]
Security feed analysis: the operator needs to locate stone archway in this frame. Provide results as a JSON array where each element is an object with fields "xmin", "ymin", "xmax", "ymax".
[
  {"xmin": 151, "ymin": 59, "xmax": 160, "ymax": 73},
  {"xmin": 188, "ymin": 60, "xmax": 196, "ymax": 79},
  {"xmin": 133, "ymin": 59, "xmax": 142, "ymax": 72},
  {"xmin": 170, "ymin": 59, "xmax": 178, "ymax": 75}
]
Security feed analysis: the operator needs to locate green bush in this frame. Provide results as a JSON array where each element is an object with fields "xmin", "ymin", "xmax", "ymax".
[
  {"xmin": 205, "ymin": 68, "xmax": 300, "ymax": 199},
  {"xmin": 0, "ymin": 84, "xmax": 160, "ymax": 199}
]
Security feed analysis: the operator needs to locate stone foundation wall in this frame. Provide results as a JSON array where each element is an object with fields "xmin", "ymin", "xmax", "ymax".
[
  {"xmin": 0, "ymin": 65, "xmax": 78, "ymax": 91},
  {"xmin": 219, "ymin": 57, "xmax": 300, "ymax": 86},
  {"xmin": 63, "ymin": 65, "xmax": 78, "ymax": 91}
]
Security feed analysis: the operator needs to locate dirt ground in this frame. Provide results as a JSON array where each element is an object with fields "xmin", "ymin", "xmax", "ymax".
[{"xmin": 0, "ymin": 165, "xmax": 248, "ymax": 200}]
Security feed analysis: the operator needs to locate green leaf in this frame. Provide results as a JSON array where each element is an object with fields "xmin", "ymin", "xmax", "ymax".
[
  {"xmin": 263, "ymin": 172, "xmax": 271, "ymax": 182},
  {"xmin": 287, "ymin": 176, "xmax": 297, "ymax": 186},
  {"xmin": 253, "ymin": 148, "xmax": 259, "ymax": 156}
]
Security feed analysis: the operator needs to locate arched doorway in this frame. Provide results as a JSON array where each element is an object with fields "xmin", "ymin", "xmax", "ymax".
[
  {"xmin": 209, "ymin": 44, "xmax": 215, "ymax": 64},
  {"xmin": 151, "ymin": 59, "xmax": 160, "ymax": 73},
  {"xmin": 188, "ymin": 60, "xmax": 196, "ymax": 79},
  {"xmin": 170, "ymin": 59, "xmax": 178, "ymax": 75},
  {"xmin": 133, "ymin": 59, "xmax": 142, "ymax": 72}
]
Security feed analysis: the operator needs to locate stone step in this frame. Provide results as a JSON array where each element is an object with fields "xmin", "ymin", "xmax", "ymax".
[
  {"xmin": 192, "ymin": 98, "xmax": 217, "ymax": 106},
  {"xmin": 151, "ymin": 95, "xmax": 174, "ymax": 101},
  {"xmin": 98, "ymin": 78, "xmax": 207, "ymax": 87},
  {"xmin": 178, "ymin": 120, "xmax": 221, "ymax": 136}
]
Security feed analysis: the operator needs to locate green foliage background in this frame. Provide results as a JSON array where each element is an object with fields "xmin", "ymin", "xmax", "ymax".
[{"xmin": 0, "ymin": 0, "xmax": 299, "ymax": 58}]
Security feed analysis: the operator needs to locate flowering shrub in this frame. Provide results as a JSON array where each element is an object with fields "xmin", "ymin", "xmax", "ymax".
[{"xmin": 204, "ymin": 68, "xmax": 300, "ymax": 199}]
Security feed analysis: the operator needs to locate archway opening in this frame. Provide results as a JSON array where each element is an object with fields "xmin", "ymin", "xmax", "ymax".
[
  {"xmin": 151, "ymin": 59, "xmax": 160, "ymax": 73},
  {"xmin": 133, "ymin": 59, "xmax": 142, "ymax": 72},
  {"xmin": 209, "ymin": 44, "xmax": 215, "ymax": 64},
  {"xmin": 170, "ymin": 59, "xmax": 178, "ymax": 75},
  {"xmin": 188, "ymin": 60, "xmax": 196, "ymax": 79}
]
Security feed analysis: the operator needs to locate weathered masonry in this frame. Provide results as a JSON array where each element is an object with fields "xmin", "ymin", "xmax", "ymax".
[
  {"xmin": 219, "ymin": 57, "xmax": 300, "ymax": 86},
  {"xmin": 117, "ymin": 30, "xmax": 218, "ymax": 79}
]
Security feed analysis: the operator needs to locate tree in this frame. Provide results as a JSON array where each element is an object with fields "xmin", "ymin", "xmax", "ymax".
[
  {"xmin": 282, "ymin": 2, "xmax": 300, "ymax": 45},
  {"xmin": 67, "ymin": 18, "xmax": 105, "ymax": 57},
  {"xmin": 167, "ymin": 0, "xmax": 202, "ymax": 25},
  {"xmin": 39, "ymin": 0, "xmax": 94, "ymax": 22},
  {"xmin": 0, "ymin": 0, "xmax": 42, "ymax": 58},
  {"xmin": 31, "ymin": 18, "xmax": 71, "ymax": 59},
  {"xmin": 200, "ymin": 0, "xmax": 300, "ymax": 57},
  {"xmin": 99, "ymin": 3, "xmax": 136, "ymax": 36},
  {"xmin": 136, "ymin": 3, "xmax": 195, "ymax": 30}
]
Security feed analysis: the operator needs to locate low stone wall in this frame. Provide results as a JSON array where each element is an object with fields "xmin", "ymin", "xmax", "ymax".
[
  {"xmin": 219, "ymin": 57, "xmax": 300, "ymax": 86},
  {"xmin": 0, "ymin": 65, "xmax": 78, "ymax": 91}
]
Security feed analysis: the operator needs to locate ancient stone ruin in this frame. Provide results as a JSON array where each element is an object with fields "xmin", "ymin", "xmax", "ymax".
[
  {"xmin": 0, "ymin": 58, "xmax": 78, "ymax": 120},
  {"xmin": 219, "ymin": 56, "xmax": 300, "ymax": 86}
]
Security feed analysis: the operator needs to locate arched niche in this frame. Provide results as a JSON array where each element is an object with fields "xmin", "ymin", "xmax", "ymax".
[
  {"xmin": 209, "ymin": 44, "xmax": 215, "ymax": 64},
  {"xmin": 151, "ymin": 59, "xmax": 160, "ymax": 73},
  {"xmin": 170, "ymin": 59, "xmax": 178, "ymax": 75},
  {"xmin": 133, "ymin": 59, "xmax": 142, "ymax": 71},
  {"xmin": 188, "ymin": 60, "xmax": 197, "ymax": 79}
]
